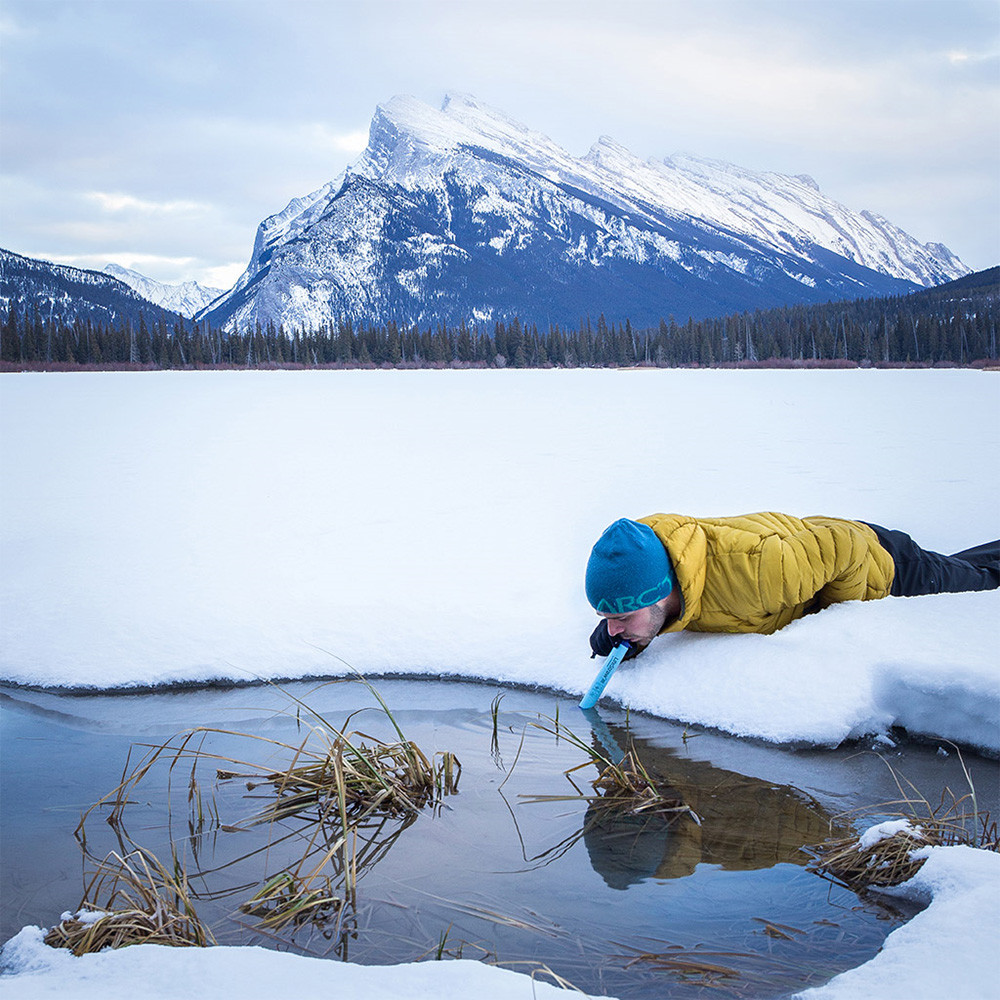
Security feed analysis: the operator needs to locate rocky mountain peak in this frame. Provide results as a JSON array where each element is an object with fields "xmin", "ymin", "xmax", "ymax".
[{"xmin": 199, "ymin": 94, "xmax": 970, "ymax": 332}]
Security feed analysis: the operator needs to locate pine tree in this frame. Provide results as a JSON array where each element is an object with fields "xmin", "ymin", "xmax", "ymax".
[{"xmin": 1, "ymin": 305, "xmax": 20, "ymax": 362}]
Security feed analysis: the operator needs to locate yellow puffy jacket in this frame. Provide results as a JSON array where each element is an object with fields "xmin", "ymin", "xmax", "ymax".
[{"xmin": 639, "ymin": 512, "xmax": 895, "ymax": 635}]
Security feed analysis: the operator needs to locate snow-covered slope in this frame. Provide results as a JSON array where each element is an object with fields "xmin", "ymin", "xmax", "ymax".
[
  {"xmin": 201, "ymin": 93, "xmax": 969, "ymax": 332},
  {"xmin": 103, "ymin": 264, "xmax": 223, "ymax": 319},
  {"xmin": 0, "ymin": 248, "xmax": 185, "ymax": 328}
]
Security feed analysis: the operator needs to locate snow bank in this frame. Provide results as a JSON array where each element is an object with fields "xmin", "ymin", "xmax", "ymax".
[
  {"xmin": 3, "ymin": 842, "xmax": 995, "ymax": 1000},
  {"xmin": 0, "ymin": 928, "xmax": 587, "ymax": 999},
  {"xmin": 794, "ymin": 844, "xmax": 1000, "ymax": 1000},
  {"xmin": 615, "ymin": 589, "xmax": 999, "ymax": 751},
  {"xmin": 1, "ymin": 370, "xmax": 997, "ymax": 753}
]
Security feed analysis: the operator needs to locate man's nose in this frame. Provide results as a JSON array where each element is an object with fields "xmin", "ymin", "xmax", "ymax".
[{"xmin": 606, "ymin": 618, "xmax": 625, "ymax": 636}]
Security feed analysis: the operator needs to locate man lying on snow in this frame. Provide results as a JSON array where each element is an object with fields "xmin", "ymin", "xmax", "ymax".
[{"xmin": 586, "ymin": 514, "xmax": 1000, "ymax": 658}]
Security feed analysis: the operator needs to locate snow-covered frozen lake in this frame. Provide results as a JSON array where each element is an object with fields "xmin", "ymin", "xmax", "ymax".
[{"xmin": 1, "ymin": 369, "xmax": 997, "ymax": 999}]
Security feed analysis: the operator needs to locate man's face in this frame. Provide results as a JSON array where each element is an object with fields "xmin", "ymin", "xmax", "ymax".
[{"xmin": 600, "ymin": 597, "xmax": 670, "ymax": 646}]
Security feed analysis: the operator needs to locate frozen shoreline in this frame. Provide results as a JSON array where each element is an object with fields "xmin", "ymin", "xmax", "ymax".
[{"xmin": 3, "ymin": 587, "xmax": 997, "ymax": 757}]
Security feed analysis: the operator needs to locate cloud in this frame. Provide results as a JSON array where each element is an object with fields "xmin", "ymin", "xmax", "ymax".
[
  {"xmin": 308, "ymin": 126, "xmax": 370, "ymax": 155},
  {"xmin": 86, "ymin": 192, "xmax": 209, "ymax": 215},
  {"xmin": 946, "ymin": 48, "xmax": 996, "ymax": 65},
  {"xmin": 1, "ymin": 175, "xmax": 251, "ymax": 285},
  {"xmin": 44, "ymin": 251, "xmax": 196, "ymax": 272},
  {"xmin": 0, "ymin": 9, "xmax": 33, "ymax": 39},
  {"xmin": 198, "ymin": 262, "xmax": 246, "ymax": 289},
  {"xmin": 40, "ymin": 251, "xmax": 244, "ymax": 290}
]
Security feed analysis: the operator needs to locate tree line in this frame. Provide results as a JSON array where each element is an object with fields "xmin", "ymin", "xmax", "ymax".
[{"xmin": 2, "ymin": 283, "xmax": 997, "ymax": 370}]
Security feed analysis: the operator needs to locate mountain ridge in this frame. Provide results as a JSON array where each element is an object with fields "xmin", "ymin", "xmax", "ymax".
[
  {"xmin": 199, "ymin": 93, "xmax": 968, "ymax": 332},
  {"xmin": 2, "ymin": 245, "xmax": 995, "ymax": 369},
  {"xmin": 103, "ymin": 264, "xmax": 223, "ymax": 319}
]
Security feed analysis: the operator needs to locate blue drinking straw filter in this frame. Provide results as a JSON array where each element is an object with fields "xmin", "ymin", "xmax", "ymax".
[{"xmin": 579, "ymin": 641, "xmax": 631, "ymax": 709}]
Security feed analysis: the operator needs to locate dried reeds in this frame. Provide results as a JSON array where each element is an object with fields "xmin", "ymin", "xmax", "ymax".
[
  {"xmin": 807, "ymin": 823, "xmax": 931, "ymax": 890},
  {"xmin": 44, "ymin": 848, "xmax": 213, "ymax": 955},
  {"xmin": 240, "ymin": 675, "xmax": 461, "ymax": 827},
  {"xmin": 615, "ymin": 941, "xmax": 742, "ymax": 982},
  {"xmin": 239, "ymin": 870, "xmax": 343, "ymax": 931},
  {"xmin": 589, "ymin": 750, "xmax": 695, "ymax": 818},
  {"xmin": 232, "ymin": 734, "xmax": 460, "ymax": 828},
  {"xmin": 808, "ymin": 747, "xmax": 997, "ymax": 892},
  {"xmin": 65, "ymin": 676, "xmax": 461, "ymax": 952},
  {"xmin": 223, "ymin": 725, "xmax": 458, "ymax": 930}
]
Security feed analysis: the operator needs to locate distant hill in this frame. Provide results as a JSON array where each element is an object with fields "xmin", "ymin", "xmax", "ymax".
[
  {"xmin": 906, "ymin": 266, "xmax": 999, "ymax": 303},
  {"xmin": 2, "ymin": 250, "xmax": 995, "ymax": 369},
  {"xmin": 1, "ymin": 248, "xmax": 187, "ymax": 329}
]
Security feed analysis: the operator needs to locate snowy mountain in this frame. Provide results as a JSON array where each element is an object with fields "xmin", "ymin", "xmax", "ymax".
[
  {"xmin": 200, "ymin": 93, "xmax": 970, "ymax": 331},
  {"xmin": 103, "ymin": 264, "xmax": 223, "ymax": 319},
  {"xmin": 1, "ymin": 248, "xmax": 186, "ymax": 328}
]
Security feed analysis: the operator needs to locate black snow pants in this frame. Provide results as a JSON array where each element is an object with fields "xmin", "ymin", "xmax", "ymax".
[{"xmin": 862, "ymin": 523, "xmax": 1000, "ymax": 597}]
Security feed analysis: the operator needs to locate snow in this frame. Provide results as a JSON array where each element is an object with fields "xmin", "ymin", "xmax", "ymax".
[
  {"xmin": 857, "ymin": 820, "xmax": 924, "ymax": 850},
  {"xmin": 0, "ymin": 928, "xmax": 582, "ymax": 1000},
  {"xmin": 58, "ymin": 910, "xmax": 109, "ymax": 927},
  {"xmin": 378, "ymin": 93, "xmax": 969, "ymax": 286},
  {"xmin": 793, "ymin": 846, "xmax": 1000, "ymax": 1000},
  {"xmin": 1, "ymin": 368, "xmax": 997, "ymax": 1000}
]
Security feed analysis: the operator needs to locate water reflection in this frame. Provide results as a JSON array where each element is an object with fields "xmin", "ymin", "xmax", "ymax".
[{"xmin": 580, "ymin": 713, "xmax": 850, "ymax": 889}]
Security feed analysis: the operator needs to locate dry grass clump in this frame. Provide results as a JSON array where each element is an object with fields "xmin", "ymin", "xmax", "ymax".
[
  {"xmin": 589, "ymin": 750, "xmax": 694, "ymax": 818},
  {"xmin": 44, "ymin": 849, "xmax": 213, "ymax": 955},
  {"xmin": 808, "ymin": 748, "xmax": 997, "ymax": 892},
  {"xmin": 809, "ymin": 823, "xmax": 931, "ymax": 890},
  {"xmin": 221, "ymin": 724, "xmax": 459, "ymax": 936},
  {"xmin": 229, "ymin": 732, "xmax": 460, "ymax": 829}
]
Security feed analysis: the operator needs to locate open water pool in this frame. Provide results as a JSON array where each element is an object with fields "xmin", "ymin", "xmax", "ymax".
[{"xmin": 3, "ymin": 678, "xmax": 997, "ymax": 998}]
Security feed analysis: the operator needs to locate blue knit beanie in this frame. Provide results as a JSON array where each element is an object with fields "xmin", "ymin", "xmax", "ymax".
[{"xmin": 585, "ymin": 519, "xmax": 675, "ymax": 615}]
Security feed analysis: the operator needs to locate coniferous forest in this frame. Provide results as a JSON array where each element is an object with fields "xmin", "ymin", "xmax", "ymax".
[{"xmin": 3, "ymin": 268, "xmax": 997, "ymax": 371}]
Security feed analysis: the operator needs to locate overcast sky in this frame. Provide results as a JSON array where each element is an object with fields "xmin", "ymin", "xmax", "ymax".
[{"xmin": 2, "ymin": 0, "xmax": 997, "ymax": 288}]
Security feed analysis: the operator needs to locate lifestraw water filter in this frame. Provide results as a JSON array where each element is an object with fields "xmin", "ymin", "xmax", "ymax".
[{"xmin": 579, "ymin": 641, "xmax": 631, "ymax": 709}]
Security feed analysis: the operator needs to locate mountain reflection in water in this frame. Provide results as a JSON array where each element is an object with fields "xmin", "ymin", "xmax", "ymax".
[{"xmin": 580, "ymin": 714, "xmax": 849, "ymax": 890}]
